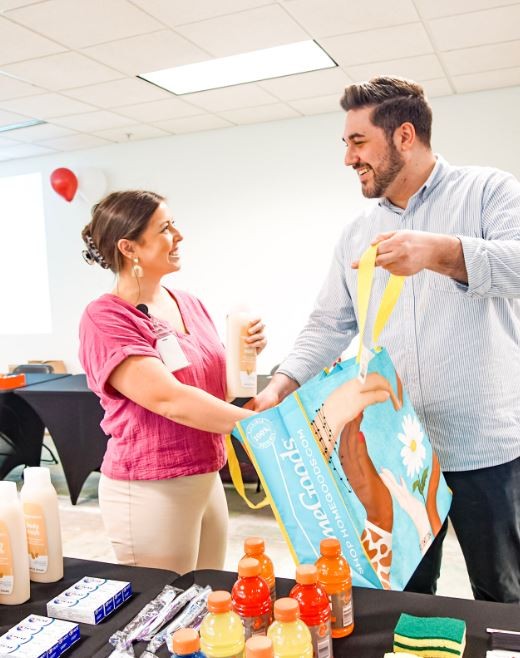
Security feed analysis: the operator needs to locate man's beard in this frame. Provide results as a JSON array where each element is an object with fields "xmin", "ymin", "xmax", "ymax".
[{"xmin": 362, "ymin": 141, "xmax": 405, "ymax": 199}]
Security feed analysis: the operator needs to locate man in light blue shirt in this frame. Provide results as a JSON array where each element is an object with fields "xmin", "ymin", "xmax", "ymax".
[{"xmin": 254, "ymin": 77, "xmax": 520, "ymax": 603}]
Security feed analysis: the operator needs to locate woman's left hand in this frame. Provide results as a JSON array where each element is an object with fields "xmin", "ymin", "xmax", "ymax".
[{"xmin": 246, "ymin": 317, "xmax": 267, "ymax": 355}]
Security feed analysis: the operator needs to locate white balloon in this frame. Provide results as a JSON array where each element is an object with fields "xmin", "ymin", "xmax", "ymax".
[{"xmin": 77, "ymin": 168, "xmax": 108, "ymax": 205}]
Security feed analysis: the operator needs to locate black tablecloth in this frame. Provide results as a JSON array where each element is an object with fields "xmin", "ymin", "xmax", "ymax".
[
  {"xmin": 0, "ymin": 558, "xmax": 178, "ymax": 658},
  {"xmin": 15, "ymin": 375, "xmax": 108, "ymax": 504},
  {"xmin": 0, "ymin": 374, "xmax": 70, "ymax": 479},
  {"xmin": 2, "ymin": 559, "xmax": 519, "ymax": 657}
]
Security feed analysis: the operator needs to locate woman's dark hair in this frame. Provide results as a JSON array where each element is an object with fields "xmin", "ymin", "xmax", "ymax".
[
  {"xmin": 81, "ymin": 190, "xmax": 165, "ymax": 273},
  {"xmin": 340, "ymin": 76, "xmax": 432, "ymax": 147}
]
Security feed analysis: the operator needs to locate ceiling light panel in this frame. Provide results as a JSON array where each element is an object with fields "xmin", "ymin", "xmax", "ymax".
[{"xmin": 139, "ymin": 40, "xmax": 337, "ymax": 95}]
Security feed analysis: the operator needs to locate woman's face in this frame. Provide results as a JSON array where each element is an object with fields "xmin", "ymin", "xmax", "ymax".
[{"xmin": 133, "ymin": 202, "xmax": 183, "ymax": 277}]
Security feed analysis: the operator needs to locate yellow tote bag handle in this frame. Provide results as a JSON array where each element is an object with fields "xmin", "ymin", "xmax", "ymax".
[
  {"xmin": 225, "ymin": 434, "xmax": 269, "ymax": 510},
  {"xmin": 356, "ymin": 244, "xmax": 406, "ymax": 363}
]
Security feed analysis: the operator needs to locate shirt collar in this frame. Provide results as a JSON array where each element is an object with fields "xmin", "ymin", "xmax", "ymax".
[{"xmin": 378, "ymin": 154, "xmax": 449, "ymax": 211}]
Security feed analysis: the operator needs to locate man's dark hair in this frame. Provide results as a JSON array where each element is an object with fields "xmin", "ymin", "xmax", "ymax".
[{"xmin": 340, "ymin": 76, "xmax": 432, "ymax": 147}]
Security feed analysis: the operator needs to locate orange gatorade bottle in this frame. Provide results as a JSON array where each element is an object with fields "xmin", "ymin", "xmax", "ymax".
[
  {"xmin": 289, "ymin": 565, "xmax": 332, "ymax": 658},
  {"xmin": 267, "ymin": 598, "xmax": 312, "ymax": 658},
  {"xmin": 315, "ymin": 538, "xmax": 354, "ymax": 638},
  {"xmin": 245, "ymin": 635, "xmax": 274, "ymax": 658},
  {"xmin": 242, "ymin": 537, "xmax": 276, "ymax": 605},
  {"xmin": 232, "ymin": 557, "xmax": 272, "ymax": 639}
]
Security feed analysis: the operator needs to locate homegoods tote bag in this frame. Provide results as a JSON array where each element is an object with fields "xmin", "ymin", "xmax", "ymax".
[{"xmin": 228, "ymin": 244, "xmax": 452, "ymax": 590}]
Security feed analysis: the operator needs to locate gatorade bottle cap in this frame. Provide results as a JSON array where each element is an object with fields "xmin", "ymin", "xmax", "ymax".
[
  {"xmin": 207, "ymin": 590, "xmax": 232, "ymax": 613},
  {"xmin": 238, "ymin": 557, "xmax": 261, "ymax": 577},
  {"xmin": 246, "ymin": 635, "xmax": 274, "ymax": 658},
  {"xmin": 320, "ymin": 538, "xmax": 341, "ymax": 556},
  {"xmin": 274, "ymin": 597, "xmax": 300, "ymax": 622},
  {"xmin": 244, "ymin": 536, "xmax": 265, "ymax": 555},
  {"xmin": 172, "ymin": 628, "xmax": 200, "ymax": 655},
  {"xmin": 295, "ymin": 564, "xmax": 318, "ymax": 585}
]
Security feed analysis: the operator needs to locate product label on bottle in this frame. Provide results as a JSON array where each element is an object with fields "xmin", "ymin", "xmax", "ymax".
[
  {"xmin": 0, "ymin": 521, "xmax": 14, "ymax": 595},
  {"xmin": 23, "ymin": 502, "xmax": 48, "ymax": 574},
  {"xmin": 329, "ymin": 591, "xmax": 353, "ymax": 629},
  {"xmin": 242, "ymin": 613, "xmax": 271, "ymax": 639},
  {"xmin": 308, "ymin": 622, "xmax": 333, "ymax": 658},
  {"xmin": 239, "ymin": 326, "xmax": 256, "ymax": 388}
]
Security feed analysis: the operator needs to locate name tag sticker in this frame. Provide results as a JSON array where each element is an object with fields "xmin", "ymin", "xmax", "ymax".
[
  {"xmin": 156, "ymin": 334, "xmax": 190, "ymax": 373},
  {"xmin": 358, "ymin": 345, "xmax": 374, "ymax": 384}
]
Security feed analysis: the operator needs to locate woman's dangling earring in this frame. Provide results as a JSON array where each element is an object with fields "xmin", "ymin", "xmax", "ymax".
[{"xmin": 132, "ymin": 257, "xmax": 143, "ymax": 278}]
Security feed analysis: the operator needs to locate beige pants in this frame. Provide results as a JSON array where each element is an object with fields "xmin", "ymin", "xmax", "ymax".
[{"xmin": 98, "ymin": 471, "xmax": 228, "ymax": 574}]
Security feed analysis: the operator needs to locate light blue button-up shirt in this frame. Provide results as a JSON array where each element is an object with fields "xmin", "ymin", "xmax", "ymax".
[{"xmin": 279, "ymin": 156, "xmax": 520, "ymax": 471}]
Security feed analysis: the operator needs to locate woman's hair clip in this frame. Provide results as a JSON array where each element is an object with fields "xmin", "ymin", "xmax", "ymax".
[{"xmin": 82, "ymin": 234, "xmax": 110, "ymax": 269}]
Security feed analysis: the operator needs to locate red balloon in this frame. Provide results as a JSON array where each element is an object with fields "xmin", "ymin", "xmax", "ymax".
[{"xmin": 50, "ymin": 167, "xmax": 78, "ymax": 202}]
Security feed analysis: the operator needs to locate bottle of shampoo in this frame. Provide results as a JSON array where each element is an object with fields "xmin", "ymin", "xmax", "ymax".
[
  {"xmin": 21, "ymin": 466, "xmax": 63, "ymax": 583},
  {"xmin": 0, "ymin": 481, "xmax": 30, "ymax": 605},
  {"xmin": 226, "ymin": 306, "xmax": 258, "ymax": 398}
]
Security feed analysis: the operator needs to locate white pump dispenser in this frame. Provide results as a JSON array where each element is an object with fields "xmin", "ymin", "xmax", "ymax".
[
  {"xmin": 21, "ymin": 467, "xmax": 63, "ymax": 583},
  {"xmin": 0, "ymin": 481, "xmax": 30, "ymax": 605},
  {"xmin": 226, "ymin": 305, "xmax": 258, "ymax": 398}
]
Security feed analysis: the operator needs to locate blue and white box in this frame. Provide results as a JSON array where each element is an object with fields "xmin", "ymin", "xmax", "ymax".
[{"xmin": 0, "ymin": 614, "xmax": 79, "ymax": 658}]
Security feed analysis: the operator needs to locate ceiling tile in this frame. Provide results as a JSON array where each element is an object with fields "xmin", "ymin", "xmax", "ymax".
[
  {"xmin": 5, "ymin": 122, "xmax": 77, "ymax": 142},
  {"xmin": 0, "ymin": 107, "xmax": 30, "ymax": 127},
  {"xmin": 442, "ymin": 40, "xmax": 520, "ymax": 77},
  {"xmin": 38, "ymin": 133, "xmax": 110, "ymax": 151},
  {"xmin": 219, "ymin": 103, "xmax": 301, "ymax": 124},
  {"xmin": 153, "ymin": 114, "xmax": 233, "ymax": 134},
  {"xmin": 0, "ymin": 0, "xmax": 42, "ymax": 8},
  {"xmin": 0, "ymin": 72, "xmax": 44, "ymax": 100},
  {"xmin": 93, "ymin": 124, "xmax": 170, "ymax": 142},
  {"xmin": 53, "ymin": 111, "xmax": 135, "ymax": 132},
  {"xmin": 183, "ymin": 84, "xmax": 278, "ymax": 112},
  {"xmin": 81, "ymin": 30, "xmax": 209, "ymax": 77},
  {"xmin": 176, "ymin": 5, "xmax": 309, "ymax": 57},
  {"xmin": 6, "ymin": 0, "xmax": 163, "ymax": 49},
  {"xmin": 321, "ymin": 24, "xmax": 434, "ymax": 67},
  {"xmin": 0, "ymin": 93, "xmax": 95, "ymax": 118},
  {"xmin": 0, "ymin": 134, "xmax": 21, "ymax": 147},
  {"xmin": 258, "ymin": 67, "xmax": 351, "ymax": 101},
  {"xmin": 283, "ymin": 0, "xmax": 418, "ymax": 38},
  {"xmin": 65, "ymin": 78, "xmax": 172, "ymax": 108},
  {"xmin": 346, "ymin": 54, "xmax": 445, "ymax": 83},
  {"xmin": 413, "ymin": 0, "xmax": 516, "ymax": 20},
  {"xmin": 453, "ymin": 66, "xmax": 520, "ymax": 94},
  {"xmin": 289, "ymin": 93, "xmax": 343, "ymax": 115},
  {"xmin": 130, "ymin": 0, "xmax": 271, "ymax": 27},
  {"xmin": 421, "ymin": 77, "xmax": 453, "ymax": 98},
  {"xmin": 0, "ymin": 15, "xmax": 64, "ymax": 65},
  {"xmin": 1, "ymin": 52, "xmax": 123, "ymax": 91},
  {"xmin": 116, "ymin": 97, "xmax": 201, "ymax": 122},
  {"xmin": 0, "ymin": 142, "xmax": 55, "ymax": 160},
  {"xmin": 429, "ymin": 5, "xmax": 520, "ymax": 51}
]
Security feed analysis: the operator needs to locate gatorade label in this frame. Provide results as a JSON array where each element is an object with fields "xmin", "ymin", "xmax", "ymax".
[
  {"xmin": 242, "ymin": 613, "xmax": 271, "ymax": 639},
  {"xmin": 308, "ymin": 622, "xmax": 333, "ymax": 658},
  {"xmin": 330, "ymin": 592, "xmax": 353, "ymax": 629}
]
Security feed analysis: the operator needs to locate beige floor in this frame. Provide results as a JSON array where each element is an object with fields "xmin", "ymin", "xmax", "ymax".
[{"xmin": 7, "ymin": 446, "xmax": 473, "ymax": 599}]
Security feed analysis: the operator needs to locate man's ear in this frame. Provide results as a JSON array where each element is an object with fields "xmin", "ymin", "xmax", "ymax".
[
  {"xmin": 117, "ymin": 238, "xmax": 135, "ymax": 259},
  {"xmin": 394, "ymin": 122, "xmax": 416, "ymax": 152}
]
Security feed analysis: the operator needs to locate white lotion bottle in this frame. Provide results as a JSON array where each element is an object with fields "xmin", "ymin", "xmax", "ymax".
[
  {"xmin": 226, "ymin": 306, "xmax": 258, "ymax": 398},
  {"xmin": 0, "ymin": 481, "xmax": 30, "ymax": 605},
  {"xmin": 21, "ymin": 466, "xmax": 63, "ymax": 583}
]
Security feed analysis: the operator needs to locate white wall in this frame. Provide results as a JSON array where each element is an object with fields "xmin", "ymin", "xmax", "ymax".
[{"xmin": 1, "ymin": 84, "xmax": 520, "ymax": 374}]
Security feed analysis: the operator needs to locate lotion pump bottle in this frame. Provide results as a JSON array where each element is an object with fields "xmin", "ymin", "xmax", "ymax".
[
  {"xmin": 226, "ymin": 305, "xmax": 258, "ymax": 398},
  {"xmin": 0, "ymin": 481, "xmax": 30, "ymax": 605},
  {"xmin": 21, "ymin": 466, "xmax": 63, "ymax": 583}
]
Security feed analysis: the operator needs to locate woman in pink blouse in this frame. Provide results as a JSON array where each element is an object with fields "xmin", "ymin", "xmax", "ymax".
[{"xmin": 79, "ymin": 190, "xmax": 266, "ymax": 573}]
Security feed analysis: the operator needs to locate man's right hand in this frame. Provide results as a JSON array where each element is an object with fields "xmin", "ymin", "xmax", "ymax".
[{"xmin": 247, "ymin": 373, "xmax": 299, "ymax": 412}]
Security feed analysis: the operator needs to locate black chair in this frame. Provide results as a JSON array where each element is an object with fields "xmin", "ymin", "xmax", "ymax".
[
  {"xmin": 11, "ymin": 364, "xmax": 58, "ymax": 465},
  {"xmin": 13, "ymin": 364, "xmax": 54, "ymax": 374}
]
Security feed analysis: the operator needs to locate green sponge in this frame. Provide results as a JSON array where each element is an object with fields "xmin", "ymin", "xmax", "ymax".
[{"xmin": 393, "ymin": 613, "xmax": 466, "ymax": 657}]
